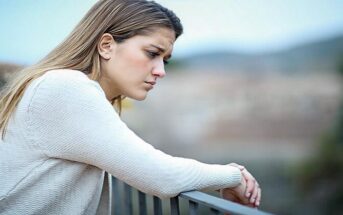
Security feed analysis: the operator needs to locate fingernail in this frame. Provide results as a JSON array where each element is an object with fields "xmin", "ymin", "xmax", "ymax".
[
  {"xmin": 250, "ymin": 198, "xmax": 255, "ymax": 203},
  {"xmin": 256, "ymin": 201, "xmax": 260, "ymax": 206},
  {"xmin": 246, "ymin": 193, "xmax": 251, "ymax": 197}
]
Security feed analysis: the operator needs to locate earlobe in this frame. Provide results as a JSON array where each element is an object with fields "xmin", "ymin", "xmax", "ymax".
[{"xmin": 98, "ymin": 33, "xmax": 115, "ymax": 60}]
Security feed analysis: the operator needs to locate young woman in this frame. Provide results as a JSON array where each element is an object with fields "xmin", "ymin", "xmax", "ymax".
[{"xmin": 0, "ymin": 0, "xmax": 261, "ymax": 214}]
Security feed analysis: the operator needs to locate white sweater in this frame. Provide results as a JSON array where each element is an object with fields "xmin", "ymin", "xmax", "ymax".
[{"xmin": 0, "ymin": 69, "xmax": 241, "ymax": 215}]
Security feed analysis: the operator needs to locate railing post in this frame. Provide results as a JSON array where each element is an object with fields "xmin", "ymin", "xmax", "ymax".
[
  {"xmin": 138, "ymin": 191, "xmax": 147, "ymax": 215},
  {"xmin": 111, "ymin": 177, "xmax": 122, "ymax": 215},
  {"xmin": 189, "ymin": 200, "xmax": 199, "ymax": 215},
  {"xmin": 153, "ymin": 196, "xmax": 163, "ymax": 215},
  {"xmin": 170, "ymin": 196, "xmax": 180, "ymax": 215},
  {"xmin": 210, "ymin": 208, "xmax": 221, "ymax": 215},
  {"xmin": 124, "ymin": 183, "xmax": 133, "ymax": 215}
]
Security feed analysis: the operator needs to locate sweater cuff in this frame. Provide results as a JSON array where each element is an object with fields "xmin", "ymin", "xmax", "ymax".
[
  {"xmin": 224, "ymin": 165, "xmax": 242, "ymax": 187},
  {"xmin": 201, "ymin": 165, "xmax": 242, "ymax": 192}
]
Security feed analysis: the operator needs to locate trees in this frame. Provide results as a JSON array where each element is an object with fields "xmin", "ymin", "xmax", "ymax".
[{"xmin": 294, "ymin": 58, "xmax": 343, "ymax": 214}]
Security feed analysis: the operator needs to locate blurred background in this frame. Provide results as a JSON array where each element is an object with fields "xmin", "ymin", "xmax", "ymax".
[{"xmin": 1, "ymin": 0, "xmax": 342, "ymax": 214}]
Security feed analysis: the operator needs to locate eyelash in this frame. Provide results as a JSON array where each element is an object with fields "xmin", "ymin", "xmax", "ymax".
[{"xmin": 146, "ymin": 51, "xmax": 169, "ymax": 65}]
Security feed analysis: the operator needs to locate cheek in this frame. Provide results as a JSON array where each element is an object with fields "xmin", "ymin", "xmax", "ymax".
[{"xmin": 122, "ymin": 49, "xmax": 150, "ymax": 69}]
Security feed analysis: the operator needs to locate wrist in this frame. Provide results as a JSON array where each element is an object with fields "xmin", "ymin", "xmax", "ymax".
[{"xmin": 229, "ymin": 163, "xmax": 245, "ymax": 172}]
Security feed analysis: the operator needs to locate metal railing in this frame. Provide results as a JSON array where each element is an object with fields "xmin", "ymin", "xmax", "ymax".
[{"xmin": 111, "ymin": 176, "xmax": 273, "ymax": 215}]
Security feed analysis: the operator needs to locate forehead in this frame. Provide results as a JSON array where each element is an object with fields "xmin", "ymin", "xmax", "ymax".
[{"xmin": 131, "ymin": 28, "xmax": 176, "ymax": 50}]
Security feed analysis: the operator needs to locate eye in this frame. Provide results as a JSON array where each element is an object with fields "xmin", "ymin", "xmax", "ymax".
[
  {"xmin": 146, "ymin": 50, "xmax": 169, "ymax": 65},
  {"xmin": 146, "ymin": 51, "xmax": 159, "ymax": 59}
]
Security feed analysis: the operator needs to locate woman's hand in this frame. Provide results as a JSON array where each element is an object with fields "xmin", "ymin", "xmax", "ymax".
[
  {"xmin": 222, "ymin": 163, "xmax": 261, "ymax": 207},
  {"xmin": 220, "ymin": 173, "xmax": 251, "ymax": 205}
]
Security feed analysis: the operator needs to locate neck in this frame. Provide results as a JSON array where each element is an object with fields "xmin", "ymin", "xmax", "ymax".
[{"xmin": 87, "ymin": 73, "xmax": 120, "ymax": 102}]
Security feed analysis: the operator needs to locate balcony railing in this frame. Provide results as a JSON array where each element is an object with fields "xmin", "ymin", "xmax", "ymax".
[{"xmin": 111, "ymin": 176, "xmax": 273, "ymax": 215}]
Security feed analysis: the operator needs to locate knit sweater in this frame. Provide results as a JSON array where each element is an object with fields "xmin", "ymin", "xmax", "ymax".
[{"xmin": 0, "ymin": 69, "xmax": 242, "ymax": 215}]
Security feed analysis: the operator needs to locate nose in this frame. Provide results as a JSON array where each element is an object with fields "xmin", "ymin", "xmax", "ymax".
[{"xmin": 152, "ymin": 60, "xmax": 166, "ymax": 78}]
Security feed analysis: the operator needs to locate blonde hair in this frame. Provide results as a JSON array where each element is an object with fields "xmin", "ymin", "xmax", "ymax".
[{"xmin": 0, "ymin": 0, "xmax": 183, "ymax": 139}]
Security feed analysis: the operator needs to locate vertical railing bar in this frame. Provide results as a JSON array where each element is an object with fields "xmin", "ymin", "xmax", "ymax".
[
  {"xmin": 210, "ymin": 207, "xmax": 221, "ymax": 215},
  {"xmin": 170, "ymin": 196, "xmax": 180, "ymax": 215},
  {"xmin": 111, "ymin": 177, "xmax": 122, "ymax": 215},
  {"xmin": 124, "ymin": 183, "xmax": 133, "ymax": 215},
  {"xmin": 138, "ymin": 190, "xmax": 147, "ymax": 215},
  {"xmin": 153, "ymin": 196, "xmax": 163, "ymax": 215},
  {"xmin": 189, "ymin": 200, "xmax": 199, "ymax": 215}
]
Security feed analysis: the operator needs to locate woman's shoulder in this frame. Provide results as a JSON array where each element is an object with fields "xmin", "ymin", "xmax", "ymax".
[
  {"xmin": 26, "ymin": 69, "xmax": 105, "ymax": 103},
  {"xmin": 35, "ymin": 69, "xmax": 103, "ymax": 94},
  {"xmin": 43, "ymin": 69, "xmax": 93, "ymax": 85}
]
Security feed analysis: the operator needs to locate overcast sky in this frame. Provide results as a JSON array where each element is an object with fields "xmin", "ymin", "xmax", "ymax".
[{"xmin": 1, "ymin": 0, "xmax": 343, "ymax": 65}]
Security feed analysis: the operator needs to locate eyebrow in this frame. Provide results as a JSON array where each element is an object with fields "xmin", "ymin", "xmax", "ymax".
[
  {"xmin": 150, "ymin": 44, "xmax": 172, "ymax": 59},
  {"xmin": 151, "ymin": 44, "xmax": 165, "ymax": 52}
]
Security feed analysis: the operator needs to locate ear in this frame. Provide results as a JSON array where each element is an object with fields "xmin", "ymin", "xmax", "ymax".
[{"xmin": 98, "ymin": 33, "xmax": 116, "ymax": 60}]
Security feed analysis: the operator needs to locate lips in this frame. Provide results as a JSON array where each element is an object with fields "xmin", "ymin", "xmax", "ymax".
[{"xmin": 145, "ymin": 81, "xmax": 156, "ymax": 86}]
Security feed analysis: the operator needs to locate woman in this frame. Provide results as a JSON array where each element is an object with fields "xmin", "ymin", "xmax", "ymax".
[{"xmin": 0, "ymin": 0, "xmax": 261, "ymax": 214}]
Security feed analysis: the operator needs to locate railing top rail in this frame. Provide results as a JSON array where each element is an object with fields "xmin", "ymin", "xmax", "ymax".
[{"xmin": 180, "ymin": 191, "xmax": 273, "ymax": 215}]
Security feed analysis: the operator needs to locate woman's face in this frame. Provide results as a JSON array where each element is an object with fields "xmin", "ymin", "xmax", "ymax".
[{"xmin": 98, "ymin": 27, "xmax": 175, "ymax": 101}]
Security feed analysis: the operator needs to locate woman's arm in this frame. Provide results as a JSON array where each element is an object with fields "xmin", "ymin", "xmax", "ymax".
[{"xmin": 26, "ymin": 70, "xmax": 242, "ymax": 198}]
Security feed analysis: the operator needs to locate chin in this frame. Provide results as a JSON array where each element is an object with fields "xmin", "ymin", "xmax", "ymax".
[{"xmin": 128, "ymin": 92, "xmax": 148, "ymax": 101}]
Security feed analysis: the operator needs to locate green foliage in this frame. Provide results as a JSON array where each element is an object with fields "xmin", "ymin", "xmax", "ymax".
[
  {"xmin": 293, "ymin": 128, "xmax": 343, "ymax": 214},
  {"xmin": 292, "ymin": 58, "xmax": 343, "ymax": 214},
  {"xmin": 337, "ymin": 55, "xmax": 343, "ymax": 76},
  {"xmin": 297, "ymin": 135, "xmax": 343, "ymax": 185}
]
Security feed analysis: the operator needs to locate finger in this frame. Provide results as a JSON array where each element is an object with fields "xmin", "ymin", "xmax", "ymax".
[
  {"xmin": 244, "ymin": 180, "xmax": 254, "ymax": 198},
  {"xmin": 241, "ymin": 168, "xmax": 254, "ymax": 180},
  {"xmin": 242, "ymin": 171, "xmax": 255, "ymax": 198},
  {"xmin": 255, "ymin": 188, "xmax": 261, "ymax": 207},
  {"xmin": 241, "ymin": 169, "xmax": 258, "ymax": 198},
  {"xmin": 249, "ymin": 182, "xmax": 259, "ymax": 205},
  {"xmin": 237, "ymin": 165, "xmax": 245, "ymax": 171}
]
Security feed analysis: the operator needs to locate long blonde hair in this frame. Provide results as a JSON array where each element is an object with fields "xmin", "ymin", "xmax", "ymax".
[{"xmin": 0, "ymin": 0, "xmax": 183, "ymax": 139}]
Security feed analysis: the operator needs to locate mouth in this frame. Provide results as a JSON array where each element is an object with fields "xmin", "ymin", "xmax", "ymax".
[
  {"xmin": 144, "ymin": 81, "xmax": 155, "ymax": 90},
  {"xmin": 144, "ymin": 81, "xmax": 156, "ymax": 86}
]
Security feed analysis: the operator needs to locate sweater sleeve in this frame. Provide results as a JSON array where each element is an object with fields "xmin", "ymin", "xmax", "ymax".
[{"xmin": 26, "ymin": 70, "xmax": 242, "ymax": 198}]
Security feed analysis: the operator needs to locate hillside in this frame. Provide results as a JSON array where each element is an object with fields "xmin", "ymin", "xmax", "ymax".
[
  {"xmin": 0, "ymin": 62, "xmax": 22, "ymax": 88},
  {"xmin": 177, "ymin": 34, "xmax": 343, "ymax": 74}
]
